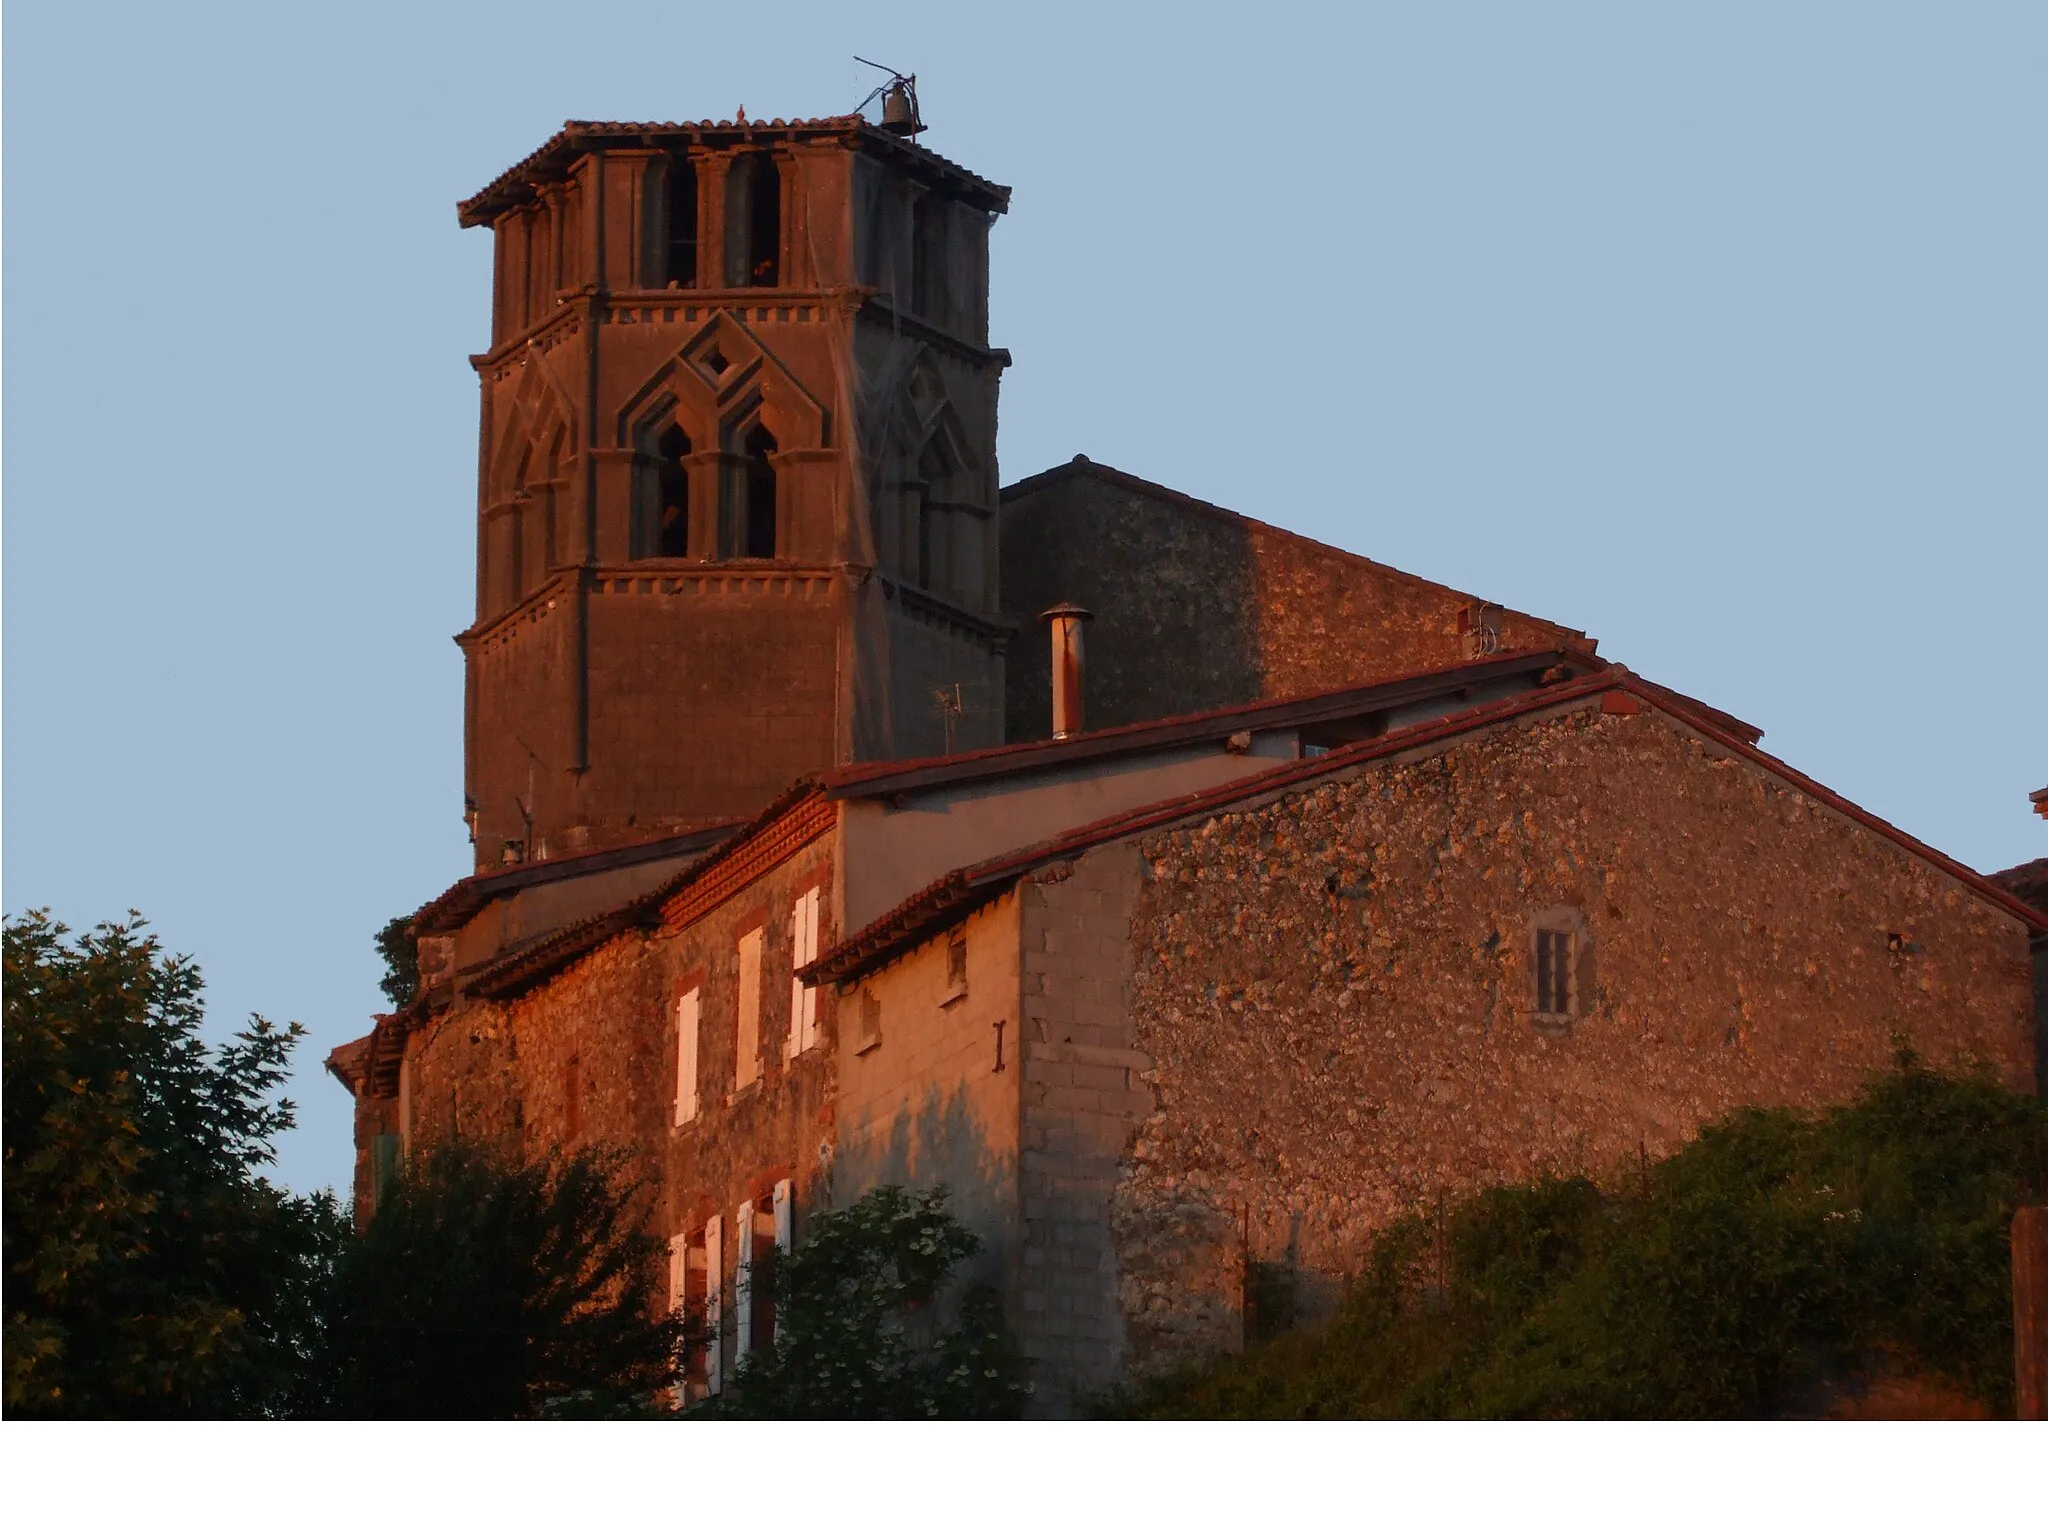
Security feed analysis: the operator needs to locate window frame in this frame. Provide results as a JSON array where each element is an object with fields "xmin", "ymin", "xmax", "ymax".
[
  {"xmin": 1528, "ymin": 906, "xmax": 1593, "ymax": 1032},
  {"xmin": 735, "ymin": 925, "xmax": 764, "ymax": 1092},
  {"xmin": 674, "ymin": 982, "xmax": 702, "ymax": 1127},
  {"xmin": 786, "ymin": 884, "xmax": 823, "ymax": 1060}
]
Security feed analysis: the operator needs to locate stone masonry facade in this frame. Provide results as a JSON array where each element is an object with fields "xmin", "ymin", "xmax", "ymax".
[
  {"xmin": 1102, "ymin": 700, "xmax": 2036, "ymax": 1377},
  {"xmin": 1000, "ymin": 459, "xmax": 1593, "ymax": 741},
  {"xmin": 330, "ymin": 106, "xmax": 2045, "ymax": 1417}
]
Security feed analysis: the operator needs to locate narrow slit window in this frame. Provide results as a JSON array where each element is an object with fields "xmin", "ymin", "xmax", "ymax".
[
  {"xmin": 656, "ymin": 424, "xmax": 691, "ymax": 557},
  {"xmin": 1534, "ymin": 928, "xmax": 1573, "ymax": 1016},
  {"xmin": 748, "ymin": 157, "xmax": 780, "ymax": 286},
  {"xmin": 666, "ymin": 155, "xmax": 698, "ymax": 288},
  {"xmin": 742, "ymin": 424, "xmax": 778, "ymax": 558}
]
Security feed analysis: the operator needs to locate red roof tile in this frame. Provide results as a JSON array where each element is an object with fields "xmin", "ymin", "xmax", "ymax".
[
  {"xmin": 805, "ymin": 670, "xmax": 2045, "ymax": 988},
  {"xmin": 459, "ymin": 117, "xmax": 1010, "ymax": 227}
]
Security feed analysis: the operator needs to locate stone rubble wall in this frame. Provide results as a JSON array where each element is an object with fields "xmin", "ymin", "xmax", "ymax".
[{"xmin": 1109, "ymin": 702, "xmax": 2035, "ymax": 1380}]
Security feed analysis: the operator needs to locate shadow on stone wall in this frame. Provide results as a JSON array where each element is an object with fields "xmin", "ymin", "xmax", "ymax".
[
  {"xmin": 1001, "ymin": 467, "xmax": 1261, "ymax": 743},
  {"xmin": 832, "ymin": 1081, "xmax": 1017, "ymax": 1289}
]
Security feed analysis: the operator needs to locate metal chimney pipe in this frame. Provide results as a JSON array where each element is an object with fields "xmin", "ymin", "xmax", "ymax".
[{"xmin": 1040, "ymin": 602, "xmax": 1093, "ymax": 739}]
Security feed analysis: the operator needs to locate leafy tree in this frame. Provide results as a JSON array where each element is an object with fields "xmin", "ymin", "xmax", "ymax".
[
  {"xmin": 3, "ymin": 910, "xmax": 343, "ymax": 1418},
  {"xmin": 308, "ymin": 1139, "xmax": 680, "ymax": 1418},
  {"xmin": 1132, "ymin": 1053, "xmax": 2048, "ymax": 1418},
  {"xmin": 712, "ymin": 1184, "xmax": 1028, "ymax": 1419},
  {"xmin": 373, "ymin": 913, "xmax": 419, "ymax": 1011}
]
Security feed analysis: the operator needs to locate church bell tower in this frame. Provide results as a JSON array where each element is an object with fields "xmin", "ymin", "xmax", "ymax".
[{"xmin": 457, "ymin": 115, "xmax": 1012, "ymax": 868}]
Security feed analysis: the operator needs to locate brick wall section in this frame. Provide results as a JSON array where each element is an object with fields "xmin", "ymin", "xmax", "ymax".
[
  {"xmin": 1014, "ymin": 845, "xmax": 1159, "ymax": 1415},
  {"xmin": 1109, "ymin": 703, "xmax": 2036, "ymax": 1380},
  {"xmin": 1001, "ymin": 462, "xmax": 1589, "ymax": 742},
  {"xmin": 576, "ymin": 577, "xmax": 844, "ymax": 847}
]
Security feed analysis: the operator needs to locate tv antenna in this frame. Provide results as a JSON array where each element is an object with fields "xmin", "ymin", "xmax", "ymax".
[{"xmin": 853, "ymin": 56, "xmax": 925, "ymax": 138}]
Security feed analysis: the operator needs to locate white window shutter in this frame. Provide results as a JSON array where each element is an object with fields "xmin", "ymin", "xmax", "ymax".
[
  {"xmin": 734, "ymin": 1199, "xmax": 755, "ymax": 1362},
  {"xmin": 674, "ymin": 987, "xmax": 700, "ymax": 1125},
  {"xmin": 704, "ymin": 1215, "xmax": 723, "ymax": 1395},
  {"xmin": 667, "ymin": 1234, "xmax": 687, "ymax": 1314},
  {"xmin": 772, "ymin": 1180, "xmax": 793, "ymax": 1343},
  {"xmin": 736, "ymin": 929, "xmax": 763, "ymax": 1089},
  {"xmin": 786, "ymin": 893, "xmax": 803, "ymax": 1063},
  {"xmin": 806, "ymin": 888, "xmax": 823, "ymax": 1056},
  {"xmin": 789, "ymin": 887, "xmax": 820, "ymax": 1059}
]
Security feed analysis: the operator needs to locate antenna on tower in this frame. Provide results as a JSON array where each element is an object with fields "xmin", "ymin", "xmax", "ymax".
[{"xmin": 852, "ymin": 56, "xmax": 924, "ymax": 138}]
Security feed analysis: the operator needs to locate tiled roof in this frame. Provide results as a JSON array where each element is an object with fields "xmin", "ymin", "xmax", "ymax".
[
  {"xmin": 459, "ymin": 116, "xmax": 1011, "ymax": 227},
  {"xmin": 818, "ymin": 648, "xmax": 1606, "ymax": 798},
  {"xmin": 410, "ymin": 822, "xmax": 743, "ymax": 938},
  {"xmin": 804, "ymin": 669, "xmax": 2048, "ymax": 989}
]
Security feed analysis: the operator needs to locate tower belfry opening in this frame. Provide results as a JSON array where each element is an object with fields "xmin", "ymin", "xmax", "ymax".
[{"xmin": 455, "ymin": 114, "xmax": 1013, "ymax": 866}]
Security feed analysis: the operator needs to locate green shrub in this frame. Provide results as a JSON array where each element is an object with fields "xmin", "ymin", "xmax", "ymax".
[
  {"xmin": 4, "ymin": 911, "xmax": 342, "ymax": 1418},
  {"xmin": 709, "ymin": 1184, "xmax": 1028, "ymax": 1419},
  {"xmin": 1131, "ymin": 1053, "xmax": 2047, "ymax": 1419},
  {"xmin": 309, "ymin": 1140, "xmax": 679, "ymax": 1418}
]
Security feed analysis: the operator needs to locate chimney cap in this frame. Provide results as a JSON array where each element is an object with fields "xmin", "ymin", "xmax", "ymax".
[{"xmin": 1039, "ymin": 602, "xmax": 1093, "ymax": 623}]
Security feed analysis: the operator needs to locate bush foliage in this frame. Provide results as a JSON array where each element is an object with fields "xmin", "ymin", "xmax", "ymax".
[
  {"xmin": 710, "ymin": 1184, "xmax": 1029, "ymax": 1419},
  {"xmin": 308, "ymin": 1140, "xmax": 681, "ymax": 1418},
  {"xmin": 1130, "ymin": 1054, "xmax": 2048, "ymax": 1419},
  {"xmin": 3, "ymin": 911, "xmax": 344, "ymax": 1417}
]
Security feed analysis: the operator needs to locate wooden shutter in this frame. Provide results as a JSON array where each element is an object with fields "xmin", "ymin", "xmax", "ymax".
[
  {"xmin": 788, "ymin": 886, "xmax": 820, "ymax": 1058},
  {"xmin": 739, "ymin": 1201, "xmax": 759, "ymax": 1355},
  {"xmin": 674, "ymin": 986, "xmax": 700, "ymax": 1125},
  {"xmin": 667, "ymin": 1233, "xmax": 687, "ymax": 1313},
  {"xmin": 704, "ymin": 1214, "xmax": 723, "ymax": 1395},
  {"xmin": 772, "ymin": 1178, "xmax": 793, "ymax": 1252},
  {"xmin": 736, "ymin": 928, "xmax": 763, "ymax": 1089}
]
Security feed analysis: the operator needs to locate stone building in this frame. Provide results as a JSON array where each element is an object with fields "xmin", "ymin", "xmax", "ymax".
[{"xmin": 330, "ymin": 108, "xmax": 2046, "ymax": 1413}]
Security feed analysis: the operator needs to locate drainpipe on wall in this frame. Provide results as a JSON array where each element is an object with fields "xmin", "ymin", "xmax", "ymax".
[{"xmin": 1040, "ymin": 602, "xmax": 1093, "ymax": 740}]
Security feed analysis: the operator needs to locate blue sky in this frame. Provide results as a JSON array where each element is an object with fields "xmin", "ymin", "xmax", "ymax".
[{"xmin": 5, "ymin": 1, "xmax": 2042, "ymax": 1195}]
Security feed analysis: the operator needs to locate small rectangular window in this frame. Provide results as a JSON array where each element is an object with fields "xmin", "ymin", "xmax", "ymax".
[
  {"xmin": 943, "ymin": 929, "xmax": 968, "ymax": 1004},
  {"xmin": 736, "ymin": 928, "xmax": 763, "ymax": 1090},
  {"xmin": 855, "ymin": 989, "xmax": 883, "ymax": 1055},
  {"xmin": 1535, "ymin": 928, "xmax": 1573, "ymax": 1016},
  {"xmin": 674, "ymin": 986, "xmax": 700, "ymax": 1126}
]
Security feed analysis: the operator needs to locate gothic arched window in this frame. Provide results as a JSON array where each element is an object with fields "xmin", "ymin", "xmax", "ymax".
[
  {"xmin": 656, "ymin": 424, "xmax": 691, "ymax": 557},
  {"xmin": 728, "ymin": 156, "xmax": 780, "ymax": 287},
  {"xmin": 742, "ymin": 423, "xmax": 778, "ymax": 558},
  {"xmin": 665, "ymin": 156, "xmax": 697, "ymax": 288}
]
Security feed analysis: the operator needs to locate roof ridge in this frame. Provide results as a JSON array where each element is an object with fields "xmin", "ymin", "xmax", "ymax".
[
  {"xmin": 806, "ymin": 669, "xmax": 2045, "ymax": 987},
  {"xmin": 819, "ymin": 648, "xmax": 1586, "ymax": 794}
]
